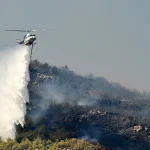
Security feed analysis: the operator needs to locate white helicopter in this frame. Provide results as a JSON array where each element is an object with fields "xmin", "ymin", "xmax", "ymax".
[{"xmin": 4, "ymin": 29, "xmax": 51, "ymax": 58}]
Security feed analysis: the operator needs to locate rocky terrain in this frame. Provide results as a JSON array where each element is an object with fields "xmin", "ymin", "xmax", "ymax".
[{"xmin": 14, "ymin": 60, "xmax": 150, "ymax": 150}]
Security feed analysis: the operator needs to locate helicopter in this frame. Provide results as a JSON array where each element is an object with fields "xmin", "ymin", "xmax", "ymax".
[{"xmin": 4, "ymin": 29, "xmax": 51, "ymax": 58}]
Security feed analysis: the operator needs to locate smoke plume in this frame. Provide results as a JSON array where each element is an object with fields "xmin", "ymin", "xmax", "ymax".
[{"xmin": 0, "ymin": 45, "xmax": 30, "ymax": 140}]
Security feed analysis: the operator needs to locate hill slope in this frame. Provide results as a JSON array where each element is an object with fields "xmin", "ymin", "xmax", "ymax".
[{"xmin": 14, "ymin": 60, "xmax": 150, "ymax": 150}]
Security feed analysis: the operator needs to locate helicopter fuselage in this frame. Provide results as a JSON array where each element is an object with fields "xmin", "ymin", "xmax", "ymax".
[{"xmin": 22, "ymin": 33, "xmax": 36, "ymax": 46}]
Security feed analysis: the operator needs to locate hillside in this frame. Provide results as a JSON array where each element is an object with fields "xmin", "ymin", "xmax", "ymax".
[{"xmin": 12, "ymin": 60, "xmax": 150, "ymax": 150}]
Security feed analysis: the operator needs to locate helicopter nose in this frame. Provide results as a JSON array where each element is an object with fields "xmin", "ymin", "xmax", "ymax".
[{"xmin": 33, "ymin": 36, "xmax": 36, "ymax": 40}]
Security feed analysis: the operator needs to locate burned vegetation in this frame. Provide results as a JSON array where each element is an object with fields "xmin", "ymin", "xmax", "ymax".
[{"xmin": 14, "ymin": 60, "xmax": 150, "ymax": 150}]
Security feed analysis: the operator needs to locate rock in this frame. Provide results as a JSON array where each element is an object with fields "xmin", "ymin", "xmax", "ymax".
[
  {"xmin": 88, "ymin": 110, "xmax": 106, "ymax": 116},
  {"xmin": 133, "ymin": 125, "xmax": 143, "ymax": 132}
]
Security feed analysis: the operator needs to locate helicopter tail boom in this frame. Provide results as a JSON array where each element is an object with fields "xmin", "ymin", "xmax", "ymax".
[{"xmin": 16, "ymin": 39, "xmax": 24, "ymax": 44}]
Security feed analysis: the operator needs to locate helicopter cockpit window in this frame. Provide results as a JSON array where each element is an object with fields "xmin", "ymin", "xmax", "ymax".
[{"xmin": 24, "ymin": 34, "xmax": 30, "ymax": 38}]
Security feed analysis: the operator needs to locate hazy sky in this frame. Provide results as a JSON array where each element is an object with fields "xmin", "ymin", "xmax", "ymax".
[{"xmin": 0, "ymin": 0, "xmax": 150, "ymax": 91}]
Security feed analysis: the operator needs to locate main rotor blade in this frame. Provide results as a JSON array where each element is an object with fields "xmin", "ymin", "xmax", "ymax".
[
  {"xmin": 4, "ymin": 29, "xmax": 55, "ymax": 32},
  {"xmin": 4, "ymin": 30, "xmax": 32, "ymax": 32},
  {"xmin": 41, "ymin": 29, "xmax": 55, "ymax": 31},
  {"xmin": 31, "ymin": 29, "xmax": 55, "ymax": 32}
]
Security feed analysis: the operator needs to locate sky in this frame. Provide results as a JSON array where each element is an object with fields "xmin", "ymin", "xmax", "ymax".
[{"xmin": 0, "ymin": 0, "xmax": 150, "ymax": 91}]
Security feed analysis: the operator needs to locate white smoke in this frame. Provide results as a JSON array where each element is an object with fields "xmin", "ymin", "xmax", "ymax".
[
  {"xmin": 0, "ymin": 45, "xmax": 30, "ymax": 141},
  {"xmin": 35, "ymin": 82, "xmax": 96, "ymax": 115}
]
